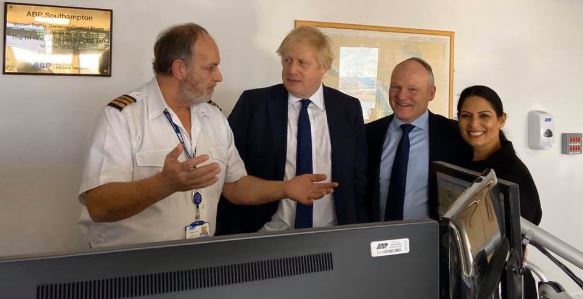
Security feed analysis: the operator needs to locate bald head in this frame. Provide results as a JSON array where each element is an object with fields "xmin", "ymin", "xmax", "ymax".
[
  {"xmin": 388, "ymin": 57, "xmax": 436, "ymax": 123},
  {"xmin": 392, "ymin": 57, "xmax": 434, "ymax": 87}
]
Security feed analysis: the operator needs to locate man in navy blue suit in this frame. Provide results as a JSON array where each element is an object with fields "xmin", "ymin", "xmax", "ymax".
[
  {"xmin": 216, "ymin": 26, "xmax": 367, "ymax": 234},
  {"xmin": 365, "ymin": 57, "xmax": 470, "ymax": 222}
]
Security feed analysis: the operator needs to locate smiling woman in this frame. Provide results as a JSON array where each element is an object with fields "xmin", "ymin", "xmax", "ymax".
[
  {"xmin": 456, "ymin": 85, "xmax": 542, "ymax": 298},
  {"xmin": 456, "ymin": 85, "xmax": 541, "ymax": 223},
  {"xmin": 457, "ymin": 86, "xmax": 506, "ymax": 161}
]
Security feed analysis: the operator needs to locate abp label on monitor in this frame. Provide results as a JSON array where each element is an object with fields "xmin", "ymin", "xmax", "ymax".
[{"xmin": 370, "ymin": 238, "xmax": 410, "ymax": 257}]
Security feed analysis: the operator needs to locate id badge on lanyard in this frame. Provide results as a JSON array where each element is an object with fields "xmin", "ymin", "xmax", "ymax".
[
  {"xmin": 185, "ymin": 191, "xmax": 210, "ymax": 239},
  {"xmin": 163, "ymin": 108, "xmax": 211, "ymax": 239}
]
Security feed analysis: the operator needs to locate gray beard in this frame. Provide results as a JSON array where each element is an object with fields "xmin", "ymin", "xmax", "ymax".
[{"xmin": 179, "ymin": 83, "xmax": 209, "ymax": 106}]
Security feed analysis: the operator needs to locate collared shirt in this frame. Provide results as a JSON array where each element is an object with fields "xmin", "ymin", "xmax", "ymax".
[
  {"xmin": 379, "ymin": 110, "xmax": 430, "ymax": 220},
  {"xmin": 78, "ymin": 78, "xmax": 247, "ymax": 247},
  {"xmin": 262, "ymin": 84, "xmax": 336, "ymax": 231}
]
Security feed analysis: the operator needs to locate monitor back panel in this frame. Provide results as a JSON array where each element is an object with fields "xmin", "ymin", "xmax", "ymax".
[{"xmin": 0, "ymin": 220, "xmax": 439, "ymax": 299}]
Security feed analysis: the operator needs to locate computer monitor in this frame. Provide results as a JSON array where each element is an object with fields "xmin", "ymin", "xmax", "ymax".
[
  {"xmin": 0, "ymin": 220, "xmax": 439, "ymax": 299},
  {"xmin": 434, "ymin": 161, "xmax": 522, "ymax": 299}
]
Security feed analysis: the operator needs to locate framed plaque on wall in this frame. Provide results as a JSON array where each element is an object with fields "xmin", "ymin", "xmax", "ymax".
[{"xmin": 3, "ymin": 2, "xmax": 112, "ymax": 76}]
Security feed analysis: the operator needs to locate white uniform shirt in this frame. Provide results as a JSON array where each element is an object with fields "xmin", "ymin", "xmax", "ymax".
[
  {"xmin": 262, "ymin": 84, "xmax": 336, "ymax": 231},
  {"xmin": 78, "ymin": 78, "xmax": 247, "ymax": 247}
]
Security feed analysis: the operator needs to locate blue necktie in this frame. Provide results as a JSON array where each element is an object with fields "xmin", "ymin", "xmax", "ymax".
[
  {"xmin": 295, "ymin": 99, "xmax": 313, "ymax": 228},
  {"xmin": 385, "ymin": 124, "xmax": 415, "ymax": 221}
]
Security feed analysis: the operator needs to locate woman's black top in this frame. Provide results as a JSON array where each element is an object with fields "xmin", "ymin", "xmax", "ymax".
[{"xmin": 462, "ymin": 139, "xmax": 542, "ymax": 225}]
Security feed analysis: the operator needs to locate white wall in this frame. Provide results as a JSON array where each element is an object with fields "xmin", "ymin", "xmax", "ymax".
[{"xmin": 1, "ymin": 0, "xmax": 582, "ymax": 294}]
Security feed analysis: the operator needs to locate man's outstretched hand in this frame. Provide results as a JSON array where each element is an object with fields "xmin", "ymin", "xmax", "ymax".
[{"xmin": 284, "ymin": 174, "xmax": 338, "ymax": 205}]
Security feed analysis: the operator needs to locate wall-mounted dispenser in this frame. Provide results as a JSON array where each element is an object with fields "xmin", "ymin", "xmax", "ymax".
[{"xmin": 528, "ymin": 110, "xmax": 554, "ymax": 150}]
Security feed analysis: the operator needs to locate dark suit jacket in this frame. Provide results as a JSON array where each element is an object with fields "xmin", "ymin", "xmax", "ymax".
[
  {"xmin": 364, "ymin": 111, "xmax": 471, "ymax": 221},
  {"xmin": 216, "ymin": 84, "xmax": 367, "ymax": 235}
]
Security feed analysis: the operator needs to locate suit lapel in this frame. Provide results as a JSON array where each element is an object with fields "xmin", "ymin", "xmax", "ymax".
[
  {"xmin": 324, "ymin": 86, "xmax": 351, "ymax": 219},
  {"xmin": 427, "ymin": 111, "xmax": 442, "ymax": 164},
  {"xmin": 371, "ymin": 115, "xmax": 392, "ymax": 221},
  {"xmin": 267, "ymin": 85, "xmax": 289, "ymax": 177},
  {"xmin": 373, "ymin": 116, "xmax": 393, "ymax": 165},
  {"xmin": 426, "ymin": 111, "xmax": 452, "ymax": 219},
  {"xmin": 323, "ymin": 86, "xmax": 342, "ymax": 179}
]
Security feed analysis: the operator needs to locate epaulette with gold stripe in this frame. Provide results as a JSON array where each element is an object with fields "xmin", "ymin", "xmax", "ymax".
[
  {"xmin": 107, "ymin": 95, "xmax": 137, "ymax": 111},
  {"xmin": 207, "ymin": 100, "xmax": 222, "ymax": 111}
]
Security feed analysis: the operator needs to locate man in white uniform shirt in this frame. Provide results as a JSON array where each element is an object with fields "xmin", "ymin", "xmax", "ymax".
[{"xmin": 78, "ymin": 23, "xmax": 336, "ymax": 247}]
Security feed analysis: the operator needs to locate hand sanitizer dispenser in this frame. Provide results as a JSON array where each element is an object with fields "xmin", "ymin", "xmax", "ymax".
[{"xmin": 528, "ymin": 110, "xmax": 554, "ymax": 150}]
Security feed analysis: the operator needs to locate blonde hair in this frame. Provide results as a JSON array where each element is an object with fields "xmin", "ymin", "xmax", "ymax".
[{"xmin": 276, "ymin": 26, "xmax": 333, "ymax": 69}]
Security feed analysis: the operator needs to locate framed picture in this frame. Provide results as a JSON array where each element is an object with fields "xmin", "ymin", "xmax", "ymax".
[
  {"xmin": 3, "ymin": 2, "xmax": 112, "ymax": 76},
  {"xmin": 295, "ymin": 20, "xmax": 454, "ymax": 122}
]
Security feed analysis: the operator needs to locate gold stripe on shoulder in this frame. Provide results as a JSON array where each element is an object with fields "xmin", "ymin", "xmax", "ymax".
[
  {"xmin": 207, "ymin": 100, "xmax": 222, "ymax": 111},
  {"xmin": 107, "ymin": 94, "xmax": 137, "ymax": 111},
  {"xmin": 120, "ymin": 95, "xmax": 137, "ymax": 103}
]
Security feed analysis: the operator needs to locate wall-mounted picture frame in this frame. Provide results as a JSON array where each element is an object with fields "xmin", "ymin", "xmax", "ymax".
[
  {"xmin": 295, "ymin": 20, "xmax": 454, "ymax": 122},
  {"xmin": 3, "ymin": 2, "xmax": 112, "ymax": 76}
]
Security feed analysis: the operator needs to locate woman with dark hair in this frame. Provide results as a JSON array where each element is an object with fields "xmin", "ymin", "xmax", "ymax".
[{"xmin": 457, "ymin": 85, "xmax": 542, "ymax": 297}]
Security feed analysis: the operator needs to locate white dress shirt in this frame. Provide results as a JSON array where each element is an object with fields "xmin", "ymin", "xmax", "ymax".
[{"xmin": 262, "ymin": 84, "xmax": 336, "ymax": 230}]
